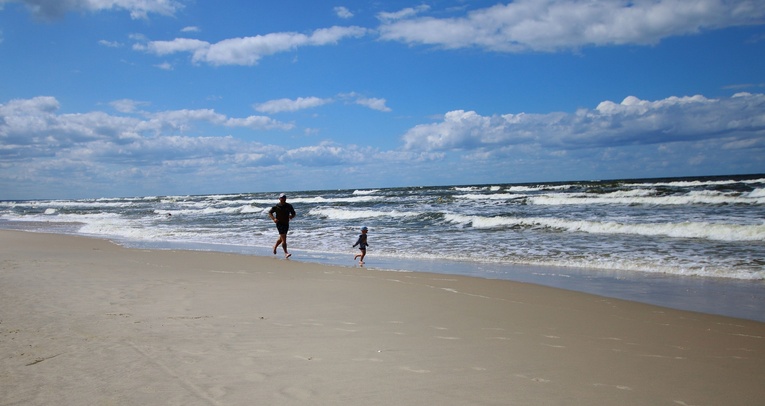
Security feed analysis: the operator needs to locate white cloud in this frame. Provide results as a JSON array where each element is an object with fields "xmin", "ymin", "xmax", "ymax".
[
  {"xmin": 3, "ymin": 93, "xmax": 763, "ymax": 199},
  {"xmin": 6, "ymin": 0, "xmax": 183, "ymax": 20},
  {"xmin": 336, "ymin": 92, "xmax": 391, "ymax": 112},
  {"xmin": 0, "ymin": 95, "xmax": 395, "ymax": 197},
  {"xmin": 334, "ymin": 6, "xmax": 353, "ymax": 19},
  {"xmin": 254, "ymin": 93, "xmax": 391, "ymax": 114},
  {"xmin": 377, "ymin": 5, "xmax": 430, "ymax": 22},
  {"xmin": 402, "ymin": 93, "xmax": 765, "ymax": 152},
  {"xmin": 137, "ymin": 26, "xmax": 368, "ymax": 66},
  {"xmin": 254, "ymin": 97, "xmax": 333, "ymax": 114},
  {"xmin": 154, "ymin": 61, "xmax": 173, "ymax": 70},
  {"xmin": 281, "ymin": 141, "xmax": 368, "ymax": 166},
  {"xmin": 353, "ymin": 96, "xmax": 391, "ymax": 112},
  {"xmin": 225, "ymin": 115, "xmax": 294, "ymax": 131},
  {"xmin": 0, "ymin": 97, "xmax": 294, "ymax": 160},
  {"xmin": 379, "ymin": 0, "xmax": 765, "ymax": 52},
  {"xmin": 181, "ymin": 26, "xmax": 200, "ymax": 33},
  {"xmin": 109, "ymin": 98, "xmax": 150, "ymax": 113},
  {"xmin": 98, "ymin": 39, "xmax": 122, "ymax": 47},
  {"xmin": 135, "ymin": 38, "xmax": 209, "ymax": 55}
]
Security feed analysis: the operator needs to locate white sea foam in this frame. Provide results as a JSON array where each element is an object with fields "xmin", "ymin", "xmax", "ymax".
[
  {"xmin": 456, "ymin": 193, "xmax": 526, "ymax": 201},
  {"xmin": 504, "ymin": 184, "xmax": 572, "ymax": 192},
  {"xmin": 246, "ymin": 195, "xmax": 382, "ymax": 205},
  {"xmin": 310, "ymin": 207, "xmax": 419, "ymax": 220},
  {"xmin": 527, "ymin": 190, "xmax": 765, "ymax": 206},
  {"xmin": 443, "ymin": 213, "xmax": 765, "ymax": 241},
  {"xmin": 632, "ymin": 177, "xmax": 765, "ymax": 188},
  {"xmin": 453, "ymin": 186, "xmax": 487, "ymax": 192}
]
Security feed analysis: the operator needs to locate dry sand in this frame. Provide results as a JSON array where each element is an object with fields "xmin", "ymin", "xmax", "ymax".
[{"xmin": 1, "ymin": 230, "xmax": 764, "ymax": 405}]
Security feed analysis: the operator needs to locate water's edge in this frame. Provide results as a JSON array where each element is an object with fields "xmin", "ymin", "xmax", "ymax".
[{"xmin": 119, "ymin": 237, "xmax": 765, "ymax": 323}]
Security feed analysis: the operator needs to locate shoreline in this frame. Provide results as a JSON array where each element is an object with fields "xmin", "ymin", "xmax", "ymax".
[
  {"xmin": 75, "ymin": 233, "xmax": 765, "ymax": 323},
  {"xmin": 1, "ymin": 224, "xmax": 763, "ymax": 322},
  {"xmin": 2, "ymin": 229, "xmax": 764, "ymax": 405}
]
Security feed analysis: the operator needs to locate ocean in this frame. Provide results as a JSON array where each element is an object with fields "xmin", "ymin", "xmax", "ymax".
[{"xmin": 2, "ymin": 174, "xmax": 764, "ymax": 321}]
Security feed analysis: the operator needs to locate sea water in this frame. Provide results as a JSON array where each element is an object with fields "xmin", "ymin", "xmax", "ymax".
[{"xmin": 2, "ymin": 174, "xmax": 764, "ymax": 321}]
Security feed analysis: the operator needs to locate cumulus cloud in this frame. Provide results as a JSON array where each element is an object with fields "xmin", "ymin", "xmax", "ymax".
[
  {"xmin": 4, "ymin": 0, "xmax": 183, "ymax": 20},
  {"xmin": 134, "ymin": 38, "xmax": 209, "ymax": 55},
  {"xmin": 254, "ymin": 97, "xmax": 333, "ymax": 114},
  {"xmin": 0, "ymin": 95, "xmax": 393, "ymax": 197},
  {"xmin": 3, "ymin": 93, "xmax": 763, "ymax": 198},
  {"xmin": 334, "ymin": 6, "xmax": 353, "ymax": 19},
  {"xmin": 402, "ymin": 93, "xmax": 765, "ymax": 152},
  {"xmin": 109, "ymin": 98, "xmax": 149, "ymax": 113},
  {"xmin": 254, "ymin": 93, "xmax": 391, "ymax": 114},
  {"xmin": 0, "ymin": 97, "xmax": 294, "ymax": 162},
  {"xmin": 154, "ymin": 61, "xmax": 173, "ymax": 70},
  {"xmin": 353, "ymin": 96, "xmax": 391, "ymax": 112},
  {"xmin": 378, "ymin": 0, "xmax": 765, "ymax": 52},
  {"xmin": 377, "ymin": 5, "xmax": 430, "ymax": 22},
  {"xmin": 136, "ymin": 26, "xmax": 368, "ymax": 66},
  {"xmin": 281, "ymin": 141, "xmax": 368, "ymax": 166},
  {"xmin": 98, "ymin": 39, "xmax": 122, "ymax": 47}
]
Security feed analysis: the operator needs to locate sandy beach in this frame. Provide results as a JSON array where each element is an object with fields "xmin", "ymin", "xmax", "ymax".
[{"xmin": 1, "ymin": 230, "xmax": 763, "ymax": 405}]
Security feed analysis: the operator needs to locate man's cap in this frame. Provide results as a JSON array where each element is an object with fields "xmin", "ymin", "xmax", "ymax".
[
  {"xmin": 279, "ymin": 193, "xmax": 287, "ymax": 198},
  {"xmin": 361, "ymin": 226, "xmax": 368, "ymax": 231}
]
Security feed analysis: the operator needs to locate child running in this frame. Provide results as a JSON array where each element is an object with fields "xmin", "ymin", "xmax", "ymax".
[{"xmin": 352, "ymin": 226, "xmax": 369, "ymax": 265}]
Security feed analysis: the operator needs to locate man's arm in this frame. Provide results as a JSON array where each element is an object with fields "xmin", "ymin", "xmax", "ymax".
[{"xmin": 268, "ymin": 207, "xmax": 277, "ymax": 222}]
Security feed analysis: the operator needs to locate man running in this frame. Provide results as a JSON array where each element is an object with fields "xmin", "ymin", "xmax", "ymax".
[{"xmin": 268, "ymin": 193, "xmax": 296, "ymax": 258}]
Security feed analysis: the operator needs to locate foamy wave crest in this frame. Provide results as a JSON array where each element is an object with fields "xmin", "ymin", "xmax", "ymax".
[
  {"xmin": 444, "ymin": 214, "xmax": 765, "ymax": 241},
  {"xmin": 353, "ymin": 189, "xmax": 380, "ymax": 195},
  {"xmin": 453, "ymin": 186, "xmax": 487, "ymax": 192},
  {"xmin": 444, "ymin": 214, "xmax": 523, "ymax": 228},
  {"xmin": 505, "ymin": 184, "xmax": 572, "ymax": 192},
  {"xmin": 633, "ymin": 178, "xmax": 765, "ymax": 188},
  {"xmin": 79, "ymin": 219, "xmax": 178, "ymax": 241},
  {"xmin": 249, "ymin": 196, "xmax": 381, "ymax": 205},
  {"xmin": 310, "ymin": 207, "xmax": 419, "ymax": 220},
  {"xmin": 528, "ymin": 190, "xmax": 765, "ymax": 206},
  {"xmin": 239, "ymin": 205, "xmax": 265, "ymax": 214},
  {"xmin": 457, "ymin": 193, "xmax": 525, "ymax": 201},
  {"xmin": 555, "ymin": 219, "xmax": 765, "ymax": 241}
]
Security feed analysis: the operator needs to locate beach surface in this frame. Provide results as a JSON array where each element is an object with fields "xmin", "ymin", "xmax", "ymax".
[{"xmin": 2, "ymin": 230, "xmax": 764, "ymax": 405}]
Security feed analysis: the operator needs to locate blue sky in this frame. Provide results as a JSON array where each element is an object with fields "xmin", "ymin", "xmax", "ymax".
[{"xmin": 1, "ymin": 0, "xmax": 764, "ymax": 199}]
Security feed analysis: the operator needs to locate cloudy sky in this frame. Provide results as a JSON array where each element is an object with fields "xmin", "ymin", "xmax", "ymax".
[{"xmin": 1, "ymin": 0, "xmax": 764, "ymax": 199}]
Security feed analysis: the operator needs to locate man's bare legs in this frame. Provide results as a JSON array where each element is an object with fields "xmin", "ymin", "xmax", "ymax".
[{"xmin": 273, "ymin": 234, "xmax": 291, "ymax": 258}]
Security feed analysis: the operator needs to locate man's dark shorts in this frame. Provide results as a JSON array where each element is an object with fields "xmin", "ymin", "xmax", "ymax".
[{"xmin": 276, "ymin": 222, "xmax": 290, "ymax": 235}]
